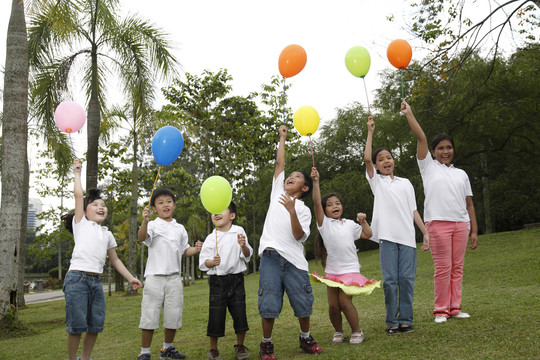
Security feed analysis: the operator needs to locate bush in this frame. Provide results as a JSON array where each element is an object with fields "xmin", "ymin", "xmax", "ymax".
[
  {"xmin": 43, "ymin": 278, "xmax": 63, "ymax": 290},
  {"xmin": 48, "ymin": 267, "xmax": 67, "ymax": 280}
]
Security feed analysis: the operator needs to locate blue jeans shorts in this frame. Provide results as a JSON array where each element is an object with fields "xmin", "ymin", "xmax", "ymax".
[
  {"xmin": 258, "ymin": 249, "xmax": 314, "ymax": 318},
  {"xmin": 63, "ymin": 271, "xmax": 106, "ymax": 334}
]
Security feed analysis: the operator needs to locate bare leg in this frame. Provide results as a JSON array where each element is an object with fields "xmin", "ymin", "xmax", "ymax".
[
  {"xmin": 298, "ymin": 317, "xmax": 310, "ymax": 333},
  {"xmin": 210, "ymin": 336, "xmax": 219, "ymax": 350},
  {"xmin": 80, "ymin": 332, "xmax": 98, "ymax": 360},
  {"xmin": 338, "ymin": 290, "xmax": 361, "ymax": 333},
  {"xmin": 164, "ymin": 328, "xmax": 176, "ymax": 344},
  {"xmin": 327, "ymin": 286, "xmax": 344, "ymax": 333},
  {"xmin": 67, "ymin": 333, "xmax": 82, "ymax": 360},
  {"xmin": 261, "ymin": 318, "xmax": 275, "ymax": 339},
  {"xmin": 236, "ymin": 331, "xmax": 246, "ymax": 346},
  {"xmin": 141, "ymin": 328, "xmax": 154, "ymax": 348}
]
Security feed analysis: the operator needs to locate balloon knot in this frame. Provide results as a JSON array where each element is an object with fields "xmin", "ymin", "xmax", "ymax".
[{"xmin": 66, "ymin": 128, "xmax": 72, "ymax": 133}]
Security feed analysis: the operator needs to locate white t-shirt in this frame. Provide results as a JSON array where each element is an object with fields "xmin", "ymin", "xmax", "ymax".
[
  {"xmin": 318, "ymin": 216, "xmax": 362, "ymax": 274},
  {"xmin": 69, "ymin": 216, "xmax": 117, "ymax": 274},
  {"xmin": 143, "ymin": 217, "xmax": 190, "ymax": 277},
  {"xmin": 199, "ymin": 224, "xmax": 253, "ymax": 275},
  {"xmin": 417, "ymin": 156, "xmax": 473, "ymax": 222},
  {"xmin": 258, "ymin": 171, "xmax": 312, "ymax": 271},
  {"xmin": 366, "ymin": 169, "xmax": 417, "ymax": 248}
]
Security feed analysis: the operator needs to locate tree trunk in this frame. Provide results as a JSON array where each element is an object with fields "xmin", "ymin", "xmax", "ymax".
[
  {"xmin": 480, "ymin": 152, "xmax": 493, "ymax": 234},
  {"xmin": 16, "ymin": 161, "xmax": 30, "ymax": 311},
  {"xmin": 0, "ymin": 0, "xmax": 28, "ymax": 321},
  {"xmin": 127, "ymin": 127, "xmax": 139, "ymax": 294},
  {"xmin": 86, "ymin": 42, "xmax": 100, "ymax": 190}
]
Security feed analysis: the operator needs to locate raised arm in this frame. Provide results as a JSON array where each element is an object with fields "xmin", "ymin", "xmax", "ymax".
[
  {"xmin": 274, "ymin": 125, "xmax": 287, "ymax": 179},
  {"xmin": 138, "ymin": 205, "xmax": 151, "ymax": 242},
  {"xmin": 311, "ymin": 167, "xmax": 325, "ymax": 227},
  {"xmin": 401, "ymin": 100, "xmax": 429, "ymax": 160},
  {"xmin": 73, "ymin": 159, "xmax": 84, "ymax": 224},
  {"xmin": 364, "ymin": 116, "xmax": 375, "ymax": 179}
]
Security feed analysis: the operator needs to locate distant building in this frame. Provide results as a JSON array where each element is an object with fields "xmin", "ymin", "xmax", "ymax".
[{"xmin": 28, "ymin": 198, "xmax": 42, "ymax": 231}]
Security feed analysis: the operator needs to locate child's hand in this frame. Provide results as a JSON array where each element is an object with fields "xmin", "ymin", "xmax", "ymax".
[
  {"xmin": 400, "ymin": 99, "xmax": 411, "ymax": 115},
  {"xmin": 212, "ymin": 255, "xmax": 221, "ymax": 267},
  {"xmin": 194, "ymin": 240, "xmax": 203, "ymax": 252},
  {"xmin": 357, "ymin": 213, "xmax": 367, "ymax": 223},
  {"xmin": 421, "ymin": 233, "xmax": 430, "ymax": 251},
  {"xmin": 311, "ymin": 167, "xmax": 319, "ymax": 182},
  {"xmin": 367, "ymin": 116, "xmax": 375, "ymax": 133},
  {"xmin": 142, "ymin": 205, "xmax": 151, "ymax": 222},
  {"xmin": 279, "ymin": 194, "xmax": 296, "ymax": 213},
  {"xmin": 278, "ymin": 125, "xmax": 288, "ymax": 138},
  {"xmin": 237, "ymin": 233, "xmax": 247, "ymax": 247},
  {"xmin": 130, "ymin": 278, "xmax": 143, "ymax": 290},
  {"xmin": 73, "ymin": 159, "xmax": 82, "ymax": 173}
]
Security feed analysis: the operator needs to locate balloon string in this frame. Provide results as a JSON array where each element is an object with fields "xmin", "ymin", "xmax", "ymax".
[
  {"xmin": 215, "ymin": 225, "xmax": 219, "ymax": 256},
  {"xmin": 68, "ymin": 133, "xmax": 76, "ymax": 159},
  {"xmin": 309, "ymin": 135, "xmax": 315, "ymax": 168},
  {"xmin": 400, "ymin": 68, "xmax": 405, "ymax": 99},
  {"xmin": 281, "ymin": 78, "xmax": 286, "ymax": 124},
  {"xmin": 148, "ymin": 166, "xmax": 162, "ymax": 207},
  {"xmin": 362, "ymin": 77, "xmax": 372, "ymax": 116}
]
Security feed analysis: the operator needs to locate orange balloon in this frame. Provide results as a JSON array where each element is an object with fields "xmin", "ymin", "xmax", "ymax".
[
  {"xmin": 278, "ymin": 44, "xmax": 307, "ymax": 78},
  {"xmin": 387, "ymin": 39, "xmax": 412, "ymax": 69}
]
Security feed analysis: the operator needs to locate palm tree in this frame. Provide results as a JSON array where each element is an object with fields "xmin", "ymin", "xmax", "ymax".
[
  {"xmin": 28, "ymin": 0, "xmax": 178, "ymax": 189},
  {"xmin": 0, "ymin": 0, "xmax": 29, "ymax": 321}
]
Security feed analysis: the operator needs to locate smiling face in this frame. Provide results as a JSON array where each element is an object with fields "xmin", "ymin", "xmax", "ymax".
[
  {"xmin": 212, "ymin": 208, "xmax": 236, "ymax": 231},
  {"xmin": 374, "ymin": 149, "xmax": 395, "ymax": 177},
  {"xmin": 324, "ymin": 195, "xmax": 343, "ymax": 220},
  {"xmin": 151, "ymin": 194, "xmax": 176, "ymax": 221},
  {"xmin": 284, "ymin": 171, "xmax": 308, "ymax": 197},
  {"xmin": 85, "ymin": 199, "xmax": 108, "ymax": 224},
  {"xmin": 432, "ymin": 139, "xmax": 454, "ymax": 166}
]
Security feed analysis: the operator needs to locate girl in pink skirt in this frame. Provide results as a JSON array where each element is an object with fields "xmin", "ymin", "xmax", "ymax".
[{"xmin": 310, "ymin": 167, "xmax": 380, "ymax": 345}]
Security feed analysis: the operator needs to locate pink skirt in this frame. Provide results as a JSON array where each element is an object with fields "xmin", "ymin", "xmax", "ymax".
[
  {"xmin": 322, "ymin": 272, "xmax": 376, "ymax": 287},
  {"xmin": 310, "ymin": 271, "xmax": 381, "ymax": 296}
]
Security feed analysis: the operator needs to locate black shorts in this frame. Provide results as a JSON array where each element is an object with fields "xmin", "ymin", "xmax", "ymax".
[{"xmin": 207, "ymin": 273, "xmax": 249, "ymax": 337}]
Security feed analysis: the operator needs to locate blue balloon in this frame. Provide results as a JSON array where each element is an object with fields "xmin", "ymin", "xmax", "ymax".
[{"xmin": 151, "ymin": 126, "xmax": 184, "ymax": 166}]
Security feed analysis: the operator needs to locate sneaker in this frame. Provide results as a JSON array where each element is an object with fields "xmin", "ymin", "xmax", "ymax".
[
  {"xmin": 386, "ymin": 327, "xmax": 400, "ymax": 335},
  {"xmin": 332, "ymin": 331, "xmax": 344, "ymax": 343},
  {"xmin": 399, "ymin": 326, "xmax": 414, "ymax": 333},
  {"xmin": 207, "ymin": 349, "xmax": 222, "ymax": 360},
  {"xmin": 451, "ymin": 312, "xmax": 470, "ymax": 319},
  {"xmin": 259, "ymin": 341, "xmax": 276, "ymax": 360},
  {"xmin": 349, "ymin": 331, "xmax": 364, "ymax": 344},
  {"xmin": 435, "ymin": 315, "xmax": 447, "ymax": 323},
  {"xmin": 138, "ymin": 354, "xmax": 151, "ymax": 360},
  {"xmin": 160, "ymin": 346, "xmax": 186, "ymax": 360},
  {"xmin": 234, "ymin": 344, "xmax": 249, "ymax": 360},
  {"xmin": 299, "ymin": 335, "xmax": 323, "ymax": 354}
]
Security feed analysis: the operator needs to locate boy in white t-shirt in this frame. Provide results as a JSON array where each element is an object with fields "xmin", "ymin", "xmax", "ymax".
[
  {"xmin": 199, "ymin": 201, "xmax": 253, "ymax": 360},
  {"xmin": 257, "ymin": 125, "xmax": 322, "ymax": 360},
  {"xmin": 137, "ymin": 188, "xmax": 202, "ymax": 360}
]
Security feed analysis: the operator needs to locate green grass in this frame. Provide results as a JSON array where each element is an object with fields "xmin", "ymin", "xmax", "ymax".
[{"xmin": 2, "ymin": 228, "xmax": 539, "ymax": 360}]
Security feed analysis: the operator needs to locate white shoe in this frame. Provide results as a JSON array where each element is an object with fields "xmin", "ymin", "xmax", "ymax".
[
  {"xmin": 435, "ymin": 315, "xmax": 447, "ymax": 323},
  {"xmin": 451, "ymin": 312, "xmax": 470, "ymax": 319}
]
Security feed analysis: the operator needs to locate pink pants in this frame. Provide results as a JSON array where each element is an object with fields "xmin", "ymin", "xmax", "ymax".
[{"xmin": 426, "ymin": 221, "xmax": 470, "ymax": 318}]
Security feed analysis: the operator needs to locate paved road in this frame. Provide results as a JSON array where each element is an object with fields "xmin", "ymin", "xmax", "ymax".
[{"xmin": 24, "ymin": 284, "xmax": 118, "ymax": 304}]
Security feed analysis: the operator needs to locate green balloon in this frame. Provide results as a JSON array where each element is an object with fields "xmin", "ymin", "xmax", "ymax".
[
  {"xmin": 345, "ymin": 46, "xmax": 371, "ymax": 78},
  {"xmin": 200, "ymin": 176, "xmax": 232, "ymax": 214}
]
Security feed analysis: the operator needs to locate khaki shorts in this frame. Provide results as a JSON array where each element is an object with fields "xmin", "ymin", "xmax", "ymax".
[{"xmin": 139, "ymin": 274, "xmax": 184, "ymax": 329}]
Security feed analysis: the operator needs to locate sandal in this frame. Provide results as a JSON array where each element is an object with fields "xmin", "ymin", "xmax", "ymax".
[
  {"xmin": 349, "ymin": 331, "xmax": 364, "ymax": 344},
  {"xmin": 332, "ymin": 331, "xmax": 344, "ymax": 343}
]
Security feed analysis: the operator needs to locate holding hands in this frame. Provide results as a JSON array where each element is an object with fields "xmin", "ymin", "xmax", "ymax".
[
  {"xmin": 421, "ymin": 233, "xmax": 430, "ymax": 251},
  {"xmin": 129, "ymin": 277, "xmax": 143, "ymax": 291}
]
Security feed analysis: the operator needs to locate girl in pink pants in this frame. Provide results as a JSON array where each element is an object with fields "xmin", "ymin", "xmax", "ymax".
[{"xmin": 401, "ymin": 100, "xmax": 478, "ymax": 323}]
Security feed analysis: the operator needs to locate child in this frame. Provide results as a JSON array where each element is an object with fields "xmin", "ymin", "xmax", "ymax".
[
  {"xmin": 137, "ymin": 188, "xmax": 203, "ymax": 360},
  {"xmin": 364, "ymin": 115, "xmax": 429, "ymax": 334},
  {"xmin": 310, "ymin": 166, "xmax": 375, "ymax": 344},
  {"xmin": 61, "ymin": 159, "xmax": 142, "ymax": 360},
  {"xmin": 198, "ymin": 201, "xmax": 253, "ymax": 360},
  {"xmin": 401, "ymin": 100, "xmax": 478, "ymax": 323},
  {"xmin": 257, "ymin": 125, "xmax": 321, "ymax": 360}
]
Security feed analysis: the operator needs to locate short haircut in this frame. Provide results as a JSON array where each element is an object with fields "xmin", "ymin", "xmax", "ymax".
[
  {"xmin": 228, "ymin": 201, "xmax": 237, "ymax": 223},
  {"xmin": 150, "ymin": 188, "xmax": 175, "ymax": 207},
  {"xmin": 296, "ymin": 170, "xmax": 312, "ymax": 199},
  {"xmin": 372, "ymin": 147, "xmax": 394, "ymax": 164},
  {"xmin": 431, "ymin": 133, "xmax": 455, "ymax": 150}
]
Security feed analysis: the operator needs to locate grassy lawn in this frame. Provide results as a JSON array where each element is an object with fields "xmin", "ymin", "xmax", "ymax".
[{"xmin": 1, "ymin": 228, "xmax": 539, "ymax": 360}]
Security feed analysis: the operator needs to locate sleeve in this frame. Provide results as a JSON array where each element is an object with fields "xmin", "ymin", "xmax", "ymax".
[
  {"xmin": 296, "ymin": 205, "xmax": 312, "ymax": 243},
  {"xmin": 239, "ymin": 227, "xmax": 253, "ymax": 263},
  {"xmin": 198, "ymin": 233, "xmax": 215, "ymax": 272},
  {"xmin": 272, "ymin": 171, "xmax": 285, "ymax": 194},
  {"xmin": 107, "ymin": 231, "xmax": 118, "ymax": 249},
  {"xmin": 366, "ymin": 168, "xmax": 378, "ymax": 195},
  {"xmin": 351, "ymin": 220, "xmax": 363, "ymax": 241},
  {"xmin": 179, "ymin": 225, "xmax": 190, "ymax": 254},
  {"xmin": 463, "ymin": 172, "xmax": 473, "ymax": 197},
  {"xmin": 417, "ymin": 155, "xmax": 433, "ymax": 176},
  {"xmin": 406, "ymin": 180, "xmax": 418, "ymax": 214},
  {"xmin": 143, "ymin": 220, "xmax": 155, "ymax": 246}
]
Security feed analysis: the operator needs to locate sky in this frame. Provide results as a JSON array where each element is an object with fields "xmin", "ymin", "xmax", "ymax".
[{"xmin": 0, "ymin": 0, "xmax": 533, "ymax": 213}]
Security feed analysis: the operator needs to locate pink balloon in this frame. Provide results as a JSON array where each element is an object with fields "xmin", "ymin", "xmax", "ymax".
[{"xmin": 54, "ymin": 101, "xmax": 86, "ymax": 133}]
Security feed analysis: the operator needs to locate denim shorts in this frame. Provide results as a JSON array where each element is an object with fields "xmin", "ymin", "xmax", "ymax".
[
  {"xmin": 258, "ymin": 249, "xmax": 314, "ymax": 318},
  {"xmin": 63, "ymin": 271, "xmax": 106, "ymax": 334}
]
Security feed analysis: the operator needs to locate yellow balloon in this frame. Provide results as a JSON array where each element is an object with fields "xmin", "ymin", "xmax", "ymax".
[{"xmin": 293, "ymin": 106, "xmax": 320, "ymax": 136}]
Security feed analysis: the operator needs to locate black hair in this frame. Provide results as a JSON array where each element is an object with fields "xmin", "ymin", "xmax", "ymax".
[
  {"xmin": 61, "ymin": 188, "xmax": 104, "ymax": 233},
  {"xmin": 372, "ymin": 147, "xmax": 394, "ymax": 174},
  {"xmin": 296, "ymin": 170, "xmax": 312, "ymax": 199},
  {"xmin": 150, "ymin": 188, "xmax": 175, "ymax": 207},
  {"xmin": 431, "ymin": 133, "xmax": 455, "ymax": 150},
  {"xmin": 228, "ymin": 201, "xmax": 237, "ymax": 224},
  {"xmin": 314, "ymin": 192, "xmax": 342, "ymax": 267}
]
